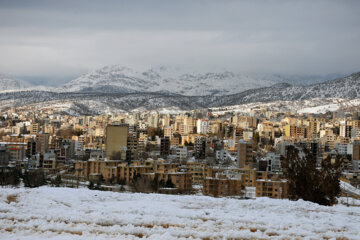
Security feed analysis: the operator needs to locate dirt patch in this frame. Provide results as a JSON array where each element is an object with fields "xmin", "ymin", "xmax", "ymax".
[
  {"xmin": 134, "ymin": 233, "xmax": 143, "ymax": 238},
  {"xmin": 6, "ymin": 194, "xmax": 18, "ymax": 204},
  {"xmin": 267, "ymin": 232, "xmax": 279, "ymax": 237}
]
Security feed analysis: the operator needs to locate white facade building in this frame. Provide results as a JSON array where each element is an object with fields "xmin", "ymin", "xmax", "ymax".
[{"xmin": 196, "ymin": 119, "xmax": 210, "ymax": 134}]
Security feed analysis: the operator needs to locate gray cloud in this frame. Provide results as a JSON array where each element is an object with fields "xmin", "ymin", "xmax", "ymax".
[{"xmin": 0, "ymin": 0, "xmax": 359, "ymax": 85}]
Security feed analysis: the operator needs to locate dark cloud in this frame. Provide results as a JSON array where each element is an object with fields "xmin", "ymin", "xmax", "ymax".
[{"xmin": 0, "ymin": 0, "xmax": 359, "ymax": 85}]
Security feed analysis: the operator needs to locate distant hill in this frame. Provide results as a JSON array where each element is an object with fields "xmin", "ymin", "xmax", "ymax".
[
  {"xmin": 59, "ymin": 65, "xmax": 276, "ymax": 96},
  {"xmin": 0, "ymin": 73, "xmax": 32, "ymax": 92}
]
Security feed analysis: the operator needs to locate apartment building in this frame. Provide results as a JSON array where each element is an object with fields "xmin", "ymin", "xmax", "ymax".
[
  {"xmin": 256, "ymin": 179, "xmax": 288, "ymax": 199},
  {"xmin": 203, "ymin": 173, "xmax": 242, "ymax": 197},
  {"xmin": 238, "ymin": 140, "xmax": 254, "ymax": 168},
  {"xmin": 196, "ymin": 119, "xmax": 210, "ymax": 134},
  {"xmin": 105, "ymin": 124, "xmax": 129, "ymax": 159},
  {"xmin": 186, "ymin": 161, "xmax": 206, "ymax": 185}
]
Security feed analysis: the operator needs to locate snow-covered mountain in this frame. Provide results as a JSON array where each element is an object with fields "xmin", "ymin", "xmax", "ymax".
[
  {"xmin": 0, "ymin": 73, "xmax": 32, "ymax": 92},
  {"xmin": 0, "ymin": 71, "xmax": 360, "ymax": 114},
  {"xmin": 60, "ymin": 65, "xmax": 276, "ymax": 96},
  {"xmin": 214, "ymin": 72, "xmax": 360, "ymax": 106}
]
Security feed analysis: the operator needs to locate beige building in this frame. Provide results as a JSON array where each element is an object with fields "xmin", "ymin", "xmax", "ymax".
[
  {"xmin": 105, "ymin": 124, "xmax": 129, "ymax": 159},
  {"xmin": 186, "ymin": 162, "xmax": 206, "ymax": 185},
  {"xmin": 256, "ymin": 179, "xmax": 288, "ymax": 199},
  {"xmin": 30, "ymin": 123, "xmax": 40, "ymax": 134},
  {"xmin": 203, "ymin": 176, "xmax": 243, "ymax": 197}
]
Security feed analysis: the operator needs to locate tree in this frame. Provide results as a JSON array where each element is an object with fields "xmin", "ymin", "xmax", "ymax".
[
  {"xmin": 147, "ymin": 127, "xmax": 164, "ymax": 141},
  {"xmin": 159, "ymin": 179, "xmax": 165, "ymax": 188},
  {"xmin": 118, "ymin": 178, "xmax": 126, "ymax": 185},
  {"xmin": 23, "ymin": 170, "xmax": 47, "ymax": 188},
  {"xmin": 281, "ymin": 146, "xmax": 343, "ymax": 206},
  {"xmin": 165, "ymin": 177, "xmax": 175, "ymax": 188},
  {"xmin": 56, "ymin": 128, "xmax": 74, "ymax": 139},
  {"xmin": 131, "ymin": 174, "xmax": 154, "ymax": 193},
  {"xmin": 0, "ymin": 168, "xmax": 21, "ymax": 186},
  {"xmin": 94, "ymin": 181, "xmax": 102, "ymax": 190},
  {"xmin": 222, "ymin": 156, "xmax": 233, "ymax": 167},
  {"xmin": 151, "ymin": 176, "xmax": 159, "ymax": 192},
  {"xmin": 94, "ymin": 175, "xmax": 104, "ymax": 190},
  {"xmin": 74, "ymin": 129, "xmax": 83, "ymax": 136},
  {"xmin": 53, "ymin": 174, "xmax": 62, "ymax": 187},
  {"xmin": 110, "ymin": 151, "xmax": 123, "ymax": 160}
]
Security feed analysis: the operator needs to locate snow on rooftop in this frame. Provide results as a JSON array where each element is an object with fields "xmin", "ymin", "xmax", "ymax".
[{"xmin": 0, "ymin": 187, "xmax": 359, "ymax": 239}]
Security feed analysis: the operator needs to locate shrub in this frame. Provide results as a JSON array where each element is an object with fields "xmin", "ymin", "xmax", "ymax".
[{"xmin": 23, "ymin": 170, "xmax": 47, "ymax": 188}]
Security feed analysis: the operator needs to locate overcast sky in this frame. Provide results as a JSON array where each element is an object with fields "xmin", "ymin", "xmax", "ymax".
[{"xmin": 0, "ymin": 0, "xmax": 359, "ymax": 85}]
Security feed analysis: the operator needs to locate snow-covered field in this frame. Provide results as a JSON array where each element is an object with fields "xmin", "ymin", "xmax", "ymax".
[{"xmin": 1, "ymin": 187, "xmax": 360, "ymax": 239}]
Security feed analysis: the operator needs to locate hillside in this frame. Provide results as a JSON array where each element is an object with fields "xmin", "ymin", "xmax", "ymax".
[
  {"xmin": 0, "ymin": 72, "xmax": 359, "ymax": 113},
  {"xmin": 0, "ymin": 74, "xmax": 32, "ymax": 92},
  {"xmin": 59, "ymin": 65, "xmax": 276, "ymax": 96},
  {"xmin": 211, "ymin": 72, "xmax": 360, "ymax": 107}
]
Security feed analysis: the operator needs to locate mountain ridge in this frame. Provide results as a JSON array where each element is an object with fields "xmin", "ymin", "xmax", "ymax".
[
  {"xmin": 59, "ymin": 65, "xmax": 277, "ymax": 96},
  {"xmin": 0, "ymin": 71, "xmax": 359, "ymax": 113},
  {"xmin": 0, "ymin": 73, "xmax": 32, "ymax": 91}
]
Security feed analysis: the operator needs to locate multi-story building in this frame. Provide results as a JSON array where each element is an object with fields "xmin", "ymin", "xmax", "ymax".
[
  {"xmin": 176, "ymin": 146, "xmax": 188, "ymax": 161},
  {"xmin": 196, "ymin": 119, "xmax": 210, "ymax": 134},
  {"xmin": 160, "ymin": 137, "xmax": 170, "ymax": 157},
  {"xmin": 127, "ymin": 132, "xmax": 138, "ymax": 161},
  {"xmin": 30, "ymin": 123, "xmax": 39, "ymax": 134},
  {"xmin": 238, "ymin": 140, "xmax": 254, "ymax": 168},
  {"xmin": 43, "ymin": 150, "xmax": 57, "ymax": 171},
  {"xmin": 203, "ymin": 173, "xmax": 242, "ymax": 197},
  {"xmin": 105, "ymin": 124, "xmax": 129, "ymax": 159},
  {"xmin": 26, "ymin": 139, "xmax": 37, "ymax": 158},
  {"xmin": 256, "ymin": 179, "xmax": 288, "ymax": 199},
  {"xmin": 36, "ymin": 133, "xmax": 49, "ymax": 155},
  {"xmin": 186, "ymin": 161, "xmax": 206, "ymax": 185},
  {"xmin": 194, "ymin": 136, "xmax": 206, "ymax": 159},
  {"xmin": 340, "ymin": 125, "xmax": 352, "ymax": 138}
]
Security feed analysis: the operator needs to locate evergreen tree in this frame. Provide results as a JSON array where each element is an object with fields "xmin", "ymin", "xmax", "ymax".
[{"xmin": 281, "ymin": 146, "xmax": 343, "ymax": 206}]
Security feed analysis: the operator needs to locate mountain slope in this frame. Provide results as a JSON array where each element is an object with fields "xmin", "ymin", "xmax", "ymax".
[
  {"xmin": 211, "ymin": 72, "xmax": 360, "ymax": 106},
  {"xmin": 60, "ymin": 65, "xmax": 276, "ymax": 96},
  {"xmin": 0, "ymin": 72, "xmax": 359, "ymax": 113},
  {"xmin": 0, "ymin": 74, "xmax": 32, "ymax": 92}
]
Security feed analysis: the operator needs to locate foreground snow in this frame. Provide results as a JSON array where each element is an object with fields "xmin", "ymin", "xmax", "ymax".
[{"xmin": 1, "ymin": 187, "xmax": 359, "ymax": 239}]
